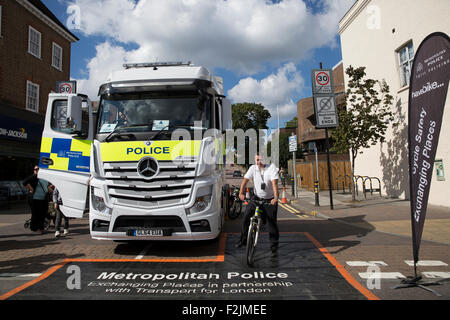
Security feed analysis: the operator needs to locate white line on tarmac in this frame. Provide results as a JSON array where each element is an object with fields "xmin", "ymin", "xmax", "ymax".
[
  {"xmin": 0, "ymin": 273, "xmax": 42, "ymax": 280},
  {"xmin": 422, "ymin": 272, "xmax": 450, "ymax": 279},
  {"xmin": 135, "ymin": 244, "xmax": 152, "ymax": 260},
  {"xmin": 346, "ymin": 261, "xmax": 388, "ymax": 267},
  {"xmin": 358, "ymin": 272, "xmax": 406, "ymax": 279},
  {"xmin": 404, "ymin": 260, "xmax": 448, "ymax": 267}
]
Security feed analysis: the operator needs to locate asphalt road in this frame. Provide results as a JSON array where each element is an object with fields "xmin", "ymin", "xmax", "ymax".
[{"xmin": 0, "ymin": 182, "xmax": 449, "ymax": 302}]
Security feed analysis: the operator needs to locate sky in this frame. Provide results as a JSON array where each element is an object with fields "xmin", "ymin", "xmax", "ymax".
[{"xmin": 42, "ymin": 0, "xmax": 355, "ymax": 131}]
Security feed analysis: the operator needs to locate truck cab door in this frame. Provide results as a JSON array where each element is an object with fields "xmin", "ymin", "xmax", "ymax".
[{"xmin": 38, "ymin": 94, "xmax": 93, "ymax": 218}]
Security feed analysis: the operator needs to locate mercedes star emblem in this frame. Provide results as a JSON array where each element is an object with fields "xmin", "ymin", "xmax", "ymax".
[{"xmin": 137, "ymin": 156, "xmax": 159, "ymax": 179}]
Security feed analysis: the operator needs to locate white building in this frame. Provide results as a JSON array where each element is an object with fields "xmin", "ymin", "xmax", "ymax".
[{"xmin": 339, "ymin": 0, "xmax": 450, "ymax": 207}]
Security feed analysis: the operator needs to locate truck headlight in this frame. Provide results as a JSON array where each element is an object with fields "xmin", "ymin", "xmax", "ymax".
[
  {"xmin": 192, "ymin": 195, "xmax": 212, "ymax": 213},
  {"xmin": 90, "ymin": 187, "xmax": 110, "ymax": 214},
  {"xmin": 187, "ymin": 186, "xmax": 213, "ymax": 215}
]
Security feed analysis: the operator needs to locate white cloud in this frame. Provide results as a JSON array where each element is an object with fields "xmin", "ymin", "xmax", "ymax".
[
  {"xmin": 228, "ymin": 63, "xmax": 303, "ymax": 119},
  {"xmin": 68, "ymin": 0, "xmax": 354, "ymax": 102},
  {"xmin": 73, "ymin": 42, "xmax": 128, "ymax": 99},
  {"xmin": 69, "ymin": 0, "xmax": 354, "ymax": 68}
]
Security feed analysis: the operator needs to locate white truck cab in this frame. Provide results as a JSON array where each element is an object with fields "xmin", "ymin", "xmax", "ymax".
[{"xmin": 39, "ymin": 62, "xmax": 231, "ymax": 241}]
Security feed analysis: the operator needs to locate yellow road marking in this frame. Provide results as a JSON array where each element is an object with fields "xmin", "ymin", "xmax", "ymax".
[
  {"xmin": 278, "ymin": 201, "xmax": 312, "ymax": 219},
  {"xmin": 278, "ymin": 202, "xmax": 297, "ymax": 214}
]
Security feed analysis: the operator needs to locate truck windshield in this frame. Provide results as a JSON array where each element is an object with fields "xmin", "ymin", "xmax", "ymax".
[{"xmin": 96, "ymin": 92, "xmax": 211, "ymax": 135}]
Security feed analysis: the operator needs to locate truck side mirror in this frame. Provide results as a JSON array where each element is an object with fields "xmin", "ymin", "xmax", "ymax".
[
  {"xmin": 221, "ymin": 98, "xmax": 232, "ymax": 132},
  {"xmin": 66, "ymin": 95, "xmax": 83, "ymax": 134}
]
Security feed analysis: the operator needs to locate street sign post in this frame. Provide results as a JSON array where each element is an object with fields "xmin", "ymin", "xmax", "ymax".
[
  {"xmin": 311, "ymin": 69, "xmax": 334, "ymax": 95},
  {"xmin": 289, "ymin": 135, "xmax": 297, "ymax": 152},
  {"xmin": 289, "ymin": 134, "xmax": 297, "ymax": 198},
  {"xmin": 311, "ymin": 64, "xmax": 337, "ymax": 210},
  {"xmin": 313, "ymin": 95, "xmax": 339, "ymax": 128}
]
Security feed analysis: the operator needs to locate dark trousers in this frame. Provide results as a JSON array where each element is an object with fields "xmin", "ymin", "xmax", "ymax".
[
  {"xmin": 240, "ymin": 196, "xmax": 279, "ymax": 248},
  {"xmin": 55, "ymin": 207, "xmax": 69, "ymax": 231},
  {"xmin": 30, "ymin": 199, "xmax": 48, "ymax": 231}
]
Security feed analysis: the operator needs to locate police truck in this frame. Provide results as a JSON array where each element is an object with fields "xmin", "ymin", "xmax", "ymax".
[{"xmin": 38, "ymin": 62, "xmax": 231, "ymax": 241}]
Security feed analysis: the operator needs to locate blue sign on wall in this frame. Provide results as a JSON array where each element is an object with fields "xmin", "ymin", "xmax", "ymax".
[{"xmin": 0, "ymin": 115, "xmax": 43, "ymax": 144}]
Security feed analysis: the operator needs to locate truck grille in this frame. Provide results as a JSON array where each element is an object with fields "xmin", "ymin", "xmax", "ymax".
[{"xmin": 103, "ymin": 160, "xmax": 196, "ymax": 208}]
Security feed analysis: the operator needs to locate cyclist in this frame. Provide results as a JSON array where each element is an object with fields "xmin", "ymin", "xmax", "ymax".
[{"xmin": 236, "ymin": 154, "xmax": 280, "ymax": 255}]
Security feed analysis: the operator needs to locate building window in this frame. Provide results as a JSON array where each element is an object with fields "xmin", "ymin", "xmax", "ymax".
[
  {"xmin": 28, "ymin": 26, "xmax": 41, "ymax": 58},
  {"xmin": 52, "ymin": 42, "xmax": 63, "ymax": 71},
  {"xmin": 26, "ymin": 81, "xmax": 40, "ymax": 112},
  {"xmin": 397, "ymin": 41, "xmax": 414, "ymax": 87}
]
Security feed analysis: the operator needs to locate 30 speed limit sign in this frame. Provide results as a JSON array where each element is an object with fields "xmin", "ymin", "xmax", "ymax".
[
  {"xmin": 311, "ymin": 69, "xmax": 333, "ymax": 94},
  {"xmin": 56, "ymin": 81, "xmax": 77, "ymax": 94}
]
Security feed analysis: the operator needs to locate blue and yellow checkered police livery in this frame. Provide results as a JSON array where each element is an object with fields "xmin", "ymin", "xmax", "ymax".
[{"xmin": 40, "ymin": 137, "xmax": 91, "ymax": 173}]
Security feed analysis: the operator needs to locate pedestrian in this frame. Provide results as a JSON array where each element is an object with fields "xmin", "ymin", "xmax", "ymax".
[
  {"xmin": 23, "ymin": 166, "xmax": 51, "ymax": 234},
  {"xmin": 235, "ymin": 153, "xmax": 280, "ymax": 255},
  {"xmin": 53, "ymin": 187, "xmax": 69, "ymax": 238}
]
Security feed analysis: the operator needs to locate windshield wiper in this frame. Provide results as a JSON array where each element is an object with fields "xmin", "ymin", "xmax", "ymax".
[
  {"xmin": 150, "ymin": 123, "xmax": 194, "ymax": 140},
  {"xmin": 104, "ymin": 123, "xmax": 150, "ymax": 142}
]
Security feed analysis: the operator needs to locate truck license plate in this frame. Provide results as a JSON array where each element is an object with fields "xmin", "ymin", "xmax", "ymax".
[{"xmin": 134, "ymin": 229, "xmax": 164, "ymax": 236}]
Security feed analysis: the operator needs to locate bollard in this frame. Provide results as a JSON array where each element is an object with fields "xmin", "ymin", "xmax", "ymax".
[
  {"xmin": 291, "ymin": 177, "xmax": 294, "ymax": 196},
  {"xmin": 314, "ymin": 180, "xmax": 320, "ymax": 206}
]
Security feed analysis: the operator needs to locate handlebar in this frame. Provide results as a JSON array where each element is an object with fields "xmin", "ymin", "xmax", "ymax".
[{"xmin": 248, "ymin": 198, "xmax": 273, "ymax": 206}]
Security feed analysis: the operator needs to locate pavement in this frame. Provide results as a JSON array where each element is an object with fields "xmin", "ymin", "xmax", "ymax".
[{"xmin": 281, "ymin": 184, "xmax": 450, "ymax": 245}]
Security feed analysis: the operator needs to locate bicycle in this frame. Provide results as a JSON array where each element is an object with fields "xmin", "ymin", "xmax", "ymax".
[
  {"xmin": 246, "ymin": 198, "xmax": 272, "ymax": 266},
  {"xmin": 228, "ymin": 185, "xmax": 243, "ymax": 219}
]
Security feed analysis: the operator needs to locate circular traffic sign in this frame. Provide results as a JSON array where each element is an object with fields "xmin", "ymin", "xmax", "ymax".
[
  {"xmin": 319, "ymin": 97, "xmax": 333, "ymax": 112},
  {"xmin": 59, "ymin": 83, "xmax": 73, "ymax": 94},
  {"xmin": 316, "ymin": 72, "xmax": 330, "ymax": 86}
]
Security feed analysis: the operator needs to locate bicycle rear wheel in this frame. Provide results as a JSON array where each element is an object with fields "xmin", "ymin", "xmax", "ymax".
[{"xmin": 246, "ymin": 222, "xmax": 258, "ymax": 266}]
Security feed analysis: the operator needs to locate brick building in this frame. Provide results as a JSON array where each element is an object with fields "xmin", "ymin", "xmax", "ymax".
[{"xmin": 0, "ymin": 0, "xmax": 78, "ymax": 180}]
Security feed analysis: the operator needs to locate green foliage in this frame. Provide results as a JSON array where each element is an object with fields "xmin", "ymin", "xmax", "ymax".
[
  {"xmin": 285, "ymin": 117, "xmax": 298, "ymax": 128},
  {"xmin": 331, "ymin": 66, "xmax": 397, "ymax": 162},
  {"xmin": 331, "ymin": 66, "xmax": 397, "ymax": 201},
  {"xmin": 232, "ymin": 102, "xmax": 271, "ymax": 131},
  {"xmin": 277, "ymin": 131, "xmax": 302, "ymax": 169},
  {"xmin": 231, "ymin": 102, "xmax": 271, "ymax": 167}
]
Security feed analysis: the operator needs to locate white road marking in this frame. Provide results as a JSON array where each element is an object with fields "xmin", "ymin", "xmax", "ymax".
[
  {"xmin": 135, "ymin": 244, "xmax": 152, "ymax": 260},
  {"xmin": 422, "ymin": 272, "xmax": 450, "ymax": 279},
  {"xmin": 0, "ymin": 273, "xmax": 42, "ymax": 280},
  {"xmin": 404, "ymin": 260, "xmax": 448, "ymax": 267},
  {"xmin": 359, "ymin": 272, "xmax": 406, "ymax": 279},
  {"xmin": 346, "ymin": 261, "xmax": 388, "ymax": 267}
]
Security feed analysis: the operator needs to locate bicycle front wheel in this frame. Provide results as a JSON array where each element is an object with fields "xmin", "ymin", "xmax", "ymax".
[{"xmin": 246, "ymin": 223, "xmax": 258, "ymax": 266}]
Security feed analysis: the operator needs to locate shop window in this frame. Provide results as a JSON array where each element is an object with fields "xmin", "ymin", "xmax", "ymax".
[{"xmin": 26, "ymin": 81, "xmax": 39, "ymax": 113}]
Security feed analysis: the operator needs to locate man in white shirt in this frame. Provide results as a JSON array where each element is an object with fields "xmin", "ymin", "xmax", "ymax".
[{"xmin": 236, "ymin": 154, "xmax": 280, "ymax": 254}]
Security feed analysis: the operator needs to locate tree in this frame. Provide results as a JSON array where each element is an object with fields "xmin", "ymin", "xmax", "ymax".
[
  {"xmin": 285, "ymin": 117, "xmax": 298, "ymax": 128},
  {"xmin": 232, "ymin": 102, "xmax": 271, "ymax": 131},
  {"xmin": 277, "ymin": 131, "xmax": 302, "ymax": 170},
  {"xmin": 331, "ymin": 66, "xmax": 397, "ymax": 201},
  {"xmin": 231, "ymin": 103, "xmax": 271, "ymax": 167}
]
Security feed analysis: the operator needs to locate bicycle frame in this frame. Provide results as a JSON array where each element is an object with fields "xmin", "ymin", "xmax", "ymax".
[{"xmin": 246, "ymin": 198, "xmax": 271, "ymax": 266}]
